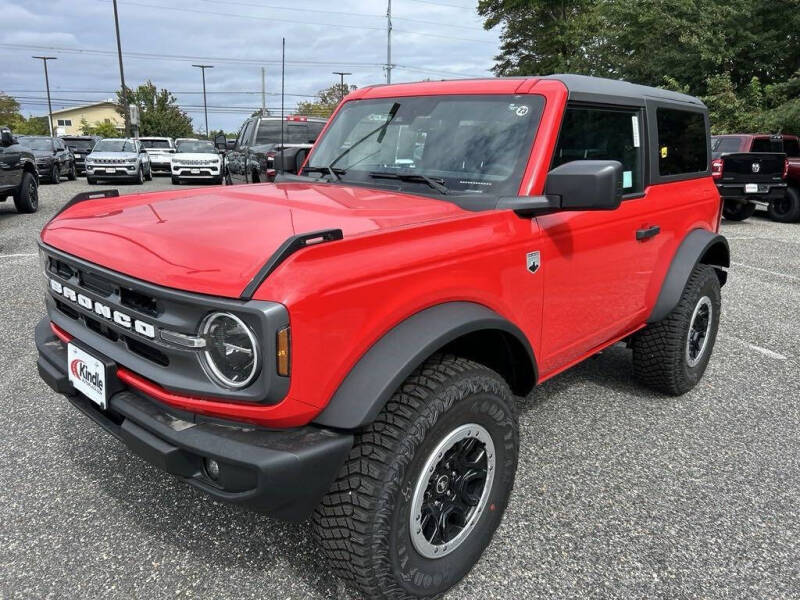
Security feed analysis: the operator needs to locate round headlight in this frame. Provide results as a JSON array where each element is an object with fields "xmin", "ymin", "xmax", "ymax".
[{"xmin": 200, "ymin": 312, "xmax": 259, "ymax": 389}]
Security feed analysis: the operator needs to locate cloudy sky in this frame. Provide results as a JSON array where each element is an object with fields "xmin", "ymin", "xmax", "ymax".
[{"xmin": 1, "ymin": 0, "xmax": 502, "ymax": 132}]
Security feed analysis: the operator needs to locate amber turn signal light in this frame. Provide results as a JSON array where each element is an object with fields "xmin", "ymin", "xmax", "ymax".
[{"xmin": 276, "ymin": 326, "xmax": 290, "ymax": 376}]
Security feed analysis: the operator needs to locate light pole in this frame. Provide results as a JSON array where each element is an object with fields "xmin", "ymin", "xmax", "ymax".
[
  {"xmin": 32, "ymin": 56, "xmax": 56, "ymax": 137},
  {"xmin": 332, "ymin": 71, "xmax": 352, "ymax": 102},
  {"xmin": 192, "ymin": 64, "xmax": 213, "ymax": 138},
  {"xmin": 111, "ymin": 0, "xmax": 131, "ymax": 137}
]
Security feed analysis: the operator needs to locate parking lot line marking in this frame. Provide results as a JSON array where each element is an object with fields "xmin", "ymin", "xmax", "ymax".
[
  {"xmin": 721, "ymin": 334, "xmax": 788, "ymax": 361},
  {"xmin": 0, "ymin": 253, "xmax": 37, "ymax": 259},
  {"xmin": 731, "ymin": 262, "xmax": 800, "ymax": 281}
]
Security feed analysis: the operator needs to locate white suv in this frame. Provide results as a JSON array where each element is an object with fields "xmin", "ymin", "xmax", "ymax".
[
  {"xmin": 171, "ymin": 139, "xmax": 223, "ymax": 185},
  {"xmin": 139, "ymin": 137, "xmax": 175, "ymax": 175}
]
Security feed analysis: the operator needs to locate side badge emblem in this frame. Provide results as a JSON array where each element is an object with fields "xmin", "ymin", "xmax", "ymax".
[{"xmin": 526, "ymin": 251, "xmax": 541, "ymax": 274}]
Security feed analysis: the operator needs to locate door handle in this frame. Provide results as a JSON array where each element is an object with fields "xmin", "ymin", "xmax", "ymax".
[{"xmin": 636, "ymin": 225, "xmax": 661, "ymax": 241}]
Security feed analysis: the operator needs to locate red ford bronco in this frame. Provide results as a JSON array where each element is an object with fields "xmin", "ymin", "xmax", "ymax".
[{"xmin": 36, "ymin": 75, "xmax": 728, "ymax": 599}]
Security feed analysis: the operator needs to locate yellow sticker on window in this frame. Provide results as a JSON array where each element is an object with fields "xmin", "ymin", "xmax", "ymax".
[{"xmin": 660, "ymin": 146, "xmax": 668, "ymax": 159}]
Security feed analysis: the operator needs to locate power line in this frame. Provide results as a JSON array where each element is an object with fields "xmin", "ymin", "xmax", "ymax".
[
  {"xmin": 103, "ymin": 0, "xmax": 495, "ymax": 45},
  {"xmin": 404, "ymin": 0, "xmax": 476, "ymax": 8},
  {"xmin": 2, "ymin": 89, "xmax": 318, "ymax": 97}
]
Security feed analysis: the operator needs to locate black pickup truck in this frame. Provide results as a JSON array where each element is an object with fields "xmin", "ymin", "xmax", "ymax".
[
  {"xmin": 224, "ymin": 115, "xmax": 326, "ymax": 184},
  {"xmin": 712, "ymin": 134, "xmax": 788, "ymax": 222},
  {"xmin": 0, "ymin": 127, "xmax": 39, "ymax": 213}
]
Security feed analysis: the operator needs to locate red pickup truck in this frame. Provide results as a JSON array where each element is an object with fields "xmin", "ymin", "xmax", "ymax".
[
  {"xmin": 712, "ymin": 133, "xmax": 798, "ymax": 222},
  {"xmin": 36, "ymin": 75, "xmax": 728, "ymax": 599}
]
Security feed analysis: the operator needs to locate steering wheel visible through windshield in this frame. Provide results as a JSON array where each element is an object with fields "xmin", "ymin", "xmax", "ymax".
[{"xmin": 305, "ymin": 94, "xmax": 544, "ymax": 199}]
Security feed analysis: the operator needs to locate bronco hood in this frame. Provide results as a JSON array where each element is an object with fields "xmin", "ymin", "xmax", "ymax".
[{"xmin": 41, "ymin": 182, "xmax": 466, "ymax": 298}]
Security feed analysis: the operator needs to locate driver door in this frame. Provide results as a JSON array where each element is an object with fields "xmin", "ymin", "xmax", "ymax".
[{"xmin": 537, "ymin": 103, "xmax": 659, "ymax": 374}]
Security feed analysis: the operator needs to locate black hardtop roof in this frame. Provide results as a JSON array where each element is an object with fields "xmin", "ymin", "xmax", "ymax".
[{"xmin": 543, "ymin": 74, "xmax": 705, "ymax": 108}]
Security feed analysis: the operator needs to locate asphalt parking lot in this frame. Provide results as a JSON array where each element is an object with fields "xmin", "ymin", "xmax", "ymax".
[{"xmin": 1, "ymin": 178, "xmax": 798, "ymax": 600}]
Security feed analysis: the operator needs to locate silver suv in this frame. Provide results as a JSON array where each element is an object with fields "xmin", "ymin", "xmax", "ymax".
[
  {"xmin": 139, "ymin": 137, "xmax": 175, "ymax": 175},
  {"xmin": 85, "ymin": 138, "xmax": 152, "ymax": 185}
]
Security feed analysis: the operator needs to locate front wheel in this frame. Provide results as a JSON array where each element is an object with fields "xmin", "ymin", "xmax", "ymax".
[
  {"xmin": 49, "ymin": 164, "xmax": 60, "ymax": 185},
  {"xmin": 314, "ymin": 355, "xmax": 518, "ymax": 600},
  {"xmin": 67, "ymin": 161, "xmax": 77, "ymax": 181},
  {"xmin": 171, "ymin": 176, "xmax": 180, "ymax": 185},
  {"xmin": 13, "ymin": 172, "xmax": 39, "ymax": 213},
  {"xmin": 145, "ymin": 164, "xmax": 153, "ymax": 181},
  {"xmin": 767, "ymin": 187, "xmax": 800, "ymax": 223},
  {"xmin": 134, "ymin": 166, "xmax": 144, "ymax": 185},
  {"xmin": 722, "ymin": 200, "xmax": 756, "ymax": 221},
  {"xmin": 632, "ymin": 264, "xmax": 721, "ymax": 395}
]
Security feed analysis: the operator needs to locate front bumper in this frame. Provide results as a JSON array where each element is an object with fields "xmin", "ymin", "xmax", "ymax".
[
  {"xmin": 35, "ymin": 318, "xmax": 352, "ymax": 520},
  {"xmin": 86, "ymin": 165, "xmax": 139, "ymax": 179},
  {"xmin": 716, "ymin": 182, "xmax": 787, "ymax": 203},
  {"xmin": 172, "ymin": 165, "xmax": 221, "ymax": 179}
]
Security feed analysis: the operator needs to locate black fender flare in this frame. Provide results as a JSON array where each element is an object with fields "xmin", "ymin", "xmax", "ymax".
[
  {"xmin": 313, "ymin": 302, "xmax": 537, "ymax": 430},
  {"xmin": 648, "ymin": 229, "xmax": 729, "ymax": 323}
]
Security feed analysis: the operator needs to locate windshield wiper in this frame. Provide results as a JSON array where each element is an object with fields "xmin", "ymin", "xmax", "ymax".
[
  {"xmin": 302, "ymin": 165, "xmax": 346, "ymax": 181},
  {"xmin": 327, "ymin": 102, "xmax": 401, "ymax": 171},
  {"xmin": 368, "ymin": 171, "xmax": 449, "ymax": 195}
]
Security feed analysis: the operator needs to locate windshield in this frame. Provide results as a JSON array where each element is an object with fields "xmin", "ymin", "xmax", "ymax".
[
  {"xmin": 176, "ymin": 140, "xmax": 216, "ymax": 153},
  {"xmin": 140, "ymin": 139, "xmax": 172, "ymax": 149},
  {"xmin": 20, "ymin": 137, "xmax": 54, "ymax": 151},
  {"xmin": 306, "ymin": 95, "xmax": 544, "ymax": 198},
  {"xmin": 93, "ymin": 139, "xmax": 136, "ymax": 153},
  {"xmin": 63, "ymin": 139, "xmax": 95, "ymax": 151},
  {"xmin": 255, "ymin": 120, "xmax": 325, "ymax": 145}
]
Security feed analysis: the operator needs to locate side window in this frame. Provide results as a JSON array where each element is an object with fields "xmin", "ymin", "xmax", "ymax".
[
  {"xmin": 552, "ymin": 105, "xmax": 644, "ymax": 194},
  {"xmin": 242, "ymin": 120, "xmax": 257, "ymax": 147},
  {"xmin": 750, "ymin": 138, "xmax": 774, "ymax": 152},
  {"xmin": 235, "ymin": 121, "xmax": 250, "ymax": 148},
  {"xmin": 656, "ymin": 108, "xmax": 708, "ymax": 176}
]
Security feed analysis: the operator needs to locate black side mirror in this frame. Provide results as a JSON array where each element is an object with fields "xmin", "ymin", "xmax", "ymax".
[
  {"xmin": 273, "ymin": 147, "xmax": 306, "ymax": 174},
  {"xmin": 544, "ymin": 160, "xmax": 623, "ymax": 210},
  {"xmin": 0, "ymin": 129, "xmax": 13, "ymax": 146},
  {"xmin": 214, "ymin": 134, "xmax": 227, "ymax": 151},
  {"xmin": 497, "ymin": 160, "xmax": 623, "ymax": 216}
]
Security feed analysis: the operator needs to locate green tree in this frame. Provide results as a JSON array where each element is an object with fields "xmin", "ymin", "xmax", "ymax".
[
  {"xmin": 80, "ymin": 117, "xmax": 122, "ymax": 138},
  {"xmin": 296, "ymin": 83, "xmax": 357, "ymax": 117},
  {"xmin": 0, "ymin": 93, "xmax": 24, "ymax": 129},
  {"xmin": 14, "ymin": 116, "xmax": 50, "ymax": 135},
  {"xmin": 117, "ymin": 81, "xmax": 194, "ymax": 138}
]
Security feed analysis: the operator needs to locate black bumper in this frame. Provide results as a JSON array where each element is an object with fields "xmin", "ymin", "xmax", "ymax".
[
  {"xmin": 35, "ymin": 318, "xmax": 352, "ymax": 521},
  {"xmin": 716, "ymin": 183, "xmax": 787, "ymax": 203}
]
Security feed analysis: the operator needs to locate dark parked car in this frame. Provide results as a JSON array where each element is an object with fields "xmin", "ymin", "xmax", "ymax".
[
  {"xmin": 711, "ymin": 134, "xmax": 790, "ymax": 222},
  {"xmin": 0, "ymin": 127, "xmax": 39, "ymax": 213},
  {"xmin": 61, "ymin": 135, "xmax": 100, "ymax": 175},
  {"xmin": 225, "ymin": 115, "xmax": 326, "ymax": 184},
  {"xmin": 17, "ymin": 135, "xmax": 76, "ymax": 184}
]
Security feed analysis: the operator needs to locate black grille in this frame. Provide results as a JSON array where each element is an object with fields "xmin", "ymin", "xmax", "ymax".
[{"xmin": 120, "ymin": 287, "xmax": 160, "ymax": 317}]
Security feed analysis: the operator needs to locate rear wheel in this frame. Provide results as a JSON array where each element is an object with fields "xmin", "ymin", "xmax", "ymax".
[
  {"xmin": 13, "ymin": 172, "xmax": 38, "ymax": 213},
  {"xmin": 767, "ymin": 187, "xmax": 800, "ymax": 223},
  {"xmin": 722, "ymin": 200, "xmax": 756, "ymax": 221},
  {"xmin": 314, "ymin": 355, "xmax": 518, "ymax": 600},
  {"xmin": 632, "ymin": 264, "xmax": 721, "ymax": 395}
]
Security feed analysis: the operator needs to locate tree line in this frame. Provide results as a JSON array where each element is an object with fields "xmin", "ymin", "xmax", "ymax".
[{"xmin": 478, "ymin": 0, "xmax": 800, "ymax": 133}]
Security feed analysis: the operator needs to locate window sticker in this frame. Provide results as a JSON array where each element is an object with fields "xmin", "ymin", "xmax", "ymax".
[
  {"xmin": 660, "ymin": 146, "xmax": 668, "ymax": 159},
  {"xmin": 623, "ymin": 171, "xmax": 633, "ymax": 189},
  {"xmin": 631, "ymin": 115, "xmax": 640, "ymax": 148}
]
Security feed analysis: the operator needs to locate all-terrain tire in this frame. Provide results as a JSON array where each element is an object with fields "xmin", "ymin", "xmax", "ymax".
[
  {"xmin": 632, "ymin": 264, "xmax": 721, "ymax": 395},
  {"xmin": 767, "ymin": 187, "xmax": 800, "ymax": 223},
  {"xmin": 13, "ymin": 172, "xmax": 38, "ymax": 213},
  {"xmin": 722, "ymin": 201, "xmax": 756, "ymax": 221},
  {"xmin": 313, "ymin": 355, "xmax": 519, "ymax": 600}
]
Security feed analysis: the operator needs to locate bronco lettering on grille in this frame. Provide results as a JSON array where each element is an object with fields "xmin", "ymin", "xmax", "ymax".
[{"xmin": 49, "ymin": 278, "xmax": 156, "ymax": 339}]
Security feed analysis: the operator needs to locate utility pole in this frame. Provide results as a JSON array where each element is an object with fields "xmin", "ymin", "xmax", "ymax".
[
  {"xmin": 261, "ymin": 67, "xmax": 266, "ymax": 116},
  {"xmin": 112, "ymin": 0, "xmax": 131, "ymax": 137},
  {"xmin": 32, "ymin": 56, "xmax": 56, "ymax": 137},
  {"xmin": 280, "ymin": 38, "xmax": 285, "ymax": 157},
  {"xmin": 192, "ymin": 64, "xmax": 214, "ymax": 137},
  {"xmin": 332, "ymin": 71, "xmax": 352, "ymax": 101},
  {"xmin": 386, "ymin": 0, "xmax": 392, "ymax": 84}
]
